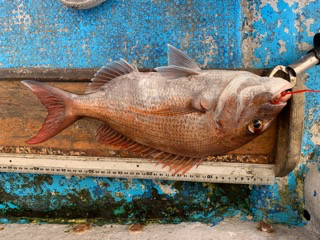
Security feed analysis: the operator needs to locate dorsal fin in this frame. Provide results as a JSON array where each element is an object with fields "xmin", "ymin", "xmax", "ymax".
[
  {"xmin": 86, "ymin": 59, "xmax": 138, "ymax": 93},
  {"xmin": 155, "ymin": 45, "xmax": 200, "ymax": 80},
  {"xmin": 96, "ymin": 123, "xmax": 204, "ymax": 174},
  {"xmin": 167, "ymin": 44, "xmax": 201, "ymax": 70},
  {"xmin": 155, "ymin": 66, "xmax": 199, "ymax": 80}
]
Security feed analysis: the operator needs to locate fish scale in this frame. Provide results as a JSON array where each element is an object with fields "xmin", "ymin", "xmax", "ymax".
[{"xmin": 22, "ymin": 45, "xmax": 293, "ymax": 174}]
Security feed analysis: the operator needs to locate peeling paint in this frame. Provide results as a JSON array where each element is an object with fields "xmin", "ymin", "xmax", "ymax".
[
  {"xmin": 305, "ymin": 18, "xmax": 315, "ymax": 37},
  {"xmin": 12, "ymin": 3, "xmax": 31, "ymax": 30},
  {"xmin": 278, "ymin": 40, "xmax": 287, "ymax": 54},
  {"xmin": 243, "ymin": 0, "xmax": 320, "ymax": 227},
  {"xmin": 152, "ymin": 181, "xmax": 177, "ymax": 196},
  {"xmin": 0, "ymin": 174, "xmax": 251, "ymax": 224},
  {"xmin": 0, "ymin": 0, "xmax": 242, "ymax": 69},
  {"xmin": 241, "ymin": 1, "xmax": 261, "ymax": 68},
  {"xmin": 0, "ymin": 0, "xmax": 319, "ymax": 227},
  {"xmin": 260, "ymin": 0, "xmax": 279, "ymax": 12},
  {"xmin": 310, "ymin": 123, "xmax": 320, "ymax": 145},
  {"xmin": 199, "ymin": 29, "xmax": 218, "ymax": 68}
]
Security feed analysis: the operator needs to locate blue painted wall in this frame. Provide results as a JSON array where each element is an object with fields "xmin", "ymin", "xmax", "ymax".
[
  {"xmin": 0, "ymin": 0, "xmax": 319, "ymax": 225},
  {"xmin": 0, "ymin": 0, "xmax": 241, "ymax": 68}
]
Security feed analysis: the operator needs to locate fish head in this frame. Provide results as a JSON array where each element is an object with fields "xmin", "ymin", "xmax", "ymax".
[{"xmin": 215, "ymin": 76, "xmax": 293, "ymax": 137}]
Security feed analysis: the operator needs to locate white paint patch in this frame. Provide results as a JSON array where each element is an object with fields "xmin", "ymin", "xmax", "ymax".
[
  {"xmin": 12, "ymin": 3, "xmax": 31, "ymax": 30},
  {"xmin": 285, "ymin": 0, "xmax": 316, "ymax": 13},
  {"xmin": 307, "ymin": 107, "xmax": 317, "ymax": 121},
  {"xmin": 260, "ymin": 0, "xmax": 279, "ymax": 12},
  {"xmin": 305, "ymin": 18, "xmax": 315, "ymax": 37},
  {"xmin": 241, "ymin": 2, "xmax": 267, "ymax": 67},
  {"xmin": 310, "ymin": 122, "xmax": 320, "ymax": 145},
  {"xmin": 278, "ymin": 40, "xmax": 287, "ymax": 54},
  {"xmin": 264, "ymin": 51, "xmax": 270, "ymax": 65},
  {"xmin": 159, "ymin": 184, "xmax": 177, "ymax": 196},
  {"xmin": 181, "ymin": 32, "xmax": 191, "ymax": 48},
  {"xmin": 284, "ymin": 27, "xmax": 289, "ymax": 33},
  {"xmin": 305, "ymin": 163, "xmax": 320, "ymax": 236},
  {"xmin": 81, "ymin": 44, "xmax": 91, "ymax": 57},
  {"xmin": 131, "ymin": 40, "xmax": 139, "ymax": 52},
  {"xmin": 287, "ymin": 1, "xmax": 316, "ymax": 51},
  {"xmin": 277, "ymin": 20, "xmax": 282, "ymax": 27},
  {"xmin": 199, "ymin": 29, "xmax": 218, "ymax": 68},
  {"xmin": 297, "ymin": 42, "xmax": 313, "ymax": 51}
]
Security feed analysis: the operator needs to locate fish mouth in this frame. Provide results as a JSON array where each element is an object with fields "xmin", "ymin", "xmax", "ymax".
[{"xmin": 271, "ymin": 82, "xmax": 294, "ymax": 105}]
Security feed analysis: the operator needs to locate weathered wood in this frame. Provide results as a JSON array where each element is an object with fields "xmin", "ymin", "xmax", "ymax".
[
  {"xmin": 0, "ymin": 79, "xmax": 277, "ymax": 164},
  {"xmin": 0, "ymin": 68, "xmax": 269, "ymax": 82},
  {"xmin": 275, "ymin": 75, "xmax": 305, "ymax": 177},
  {"xmin": 0, "ymin": 68, "xmax": 99, "ymax": 82},
  {"xmin": 0, "ymin": 68, "xmax": 157, "ymax": 82}
]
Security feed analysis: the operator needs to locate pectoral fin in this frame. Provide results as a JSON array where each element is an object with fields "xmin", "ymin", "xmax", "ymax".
[{"xmin": 192, "ymin": 92, "xmax": 217, "ymax": 112}]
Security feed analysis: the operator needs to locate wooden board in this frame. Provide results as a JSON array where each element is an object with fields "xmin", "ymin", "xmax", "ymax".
[
  {"xmin": 274, "ymin": 74, "xmax": 305, "ymax": 176},
  {"xmin": 0, "ymin": 76, "xmax": 277, "ymax": 164}
]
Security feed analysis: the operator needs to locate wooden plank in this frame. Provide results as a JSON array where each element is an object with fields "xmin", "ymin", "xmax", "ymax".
[
  {"xmin": 0, "ymin": 68, "xmax": 155, "ymax": 82},
  {"xmin": 0, "ymin": 80, "xmax": 277, "ymax": 164},
  {"xmin": 0, "ymin": 68, "xmax": 269, "ymax": 82},
  {"xmin": 274, "ymin": 74, "xmax": 305, "ymax": 177},
  {"xmin": 0, "ymin": 68, "xmax": 98, "ymax": 82}
]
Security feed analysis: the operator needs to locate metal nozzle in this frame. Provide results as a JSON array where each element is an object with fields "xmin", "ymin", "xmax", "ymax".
[
  {"xmin": 287, "ymin": 52, "xmax": 319, "ymax": 77},
  {"xmin": 269, "ymin": 33, "xmax": 320, "ymax": 88},
  {"xmin": 287, "ymin": 33, "xmax": 320, "ymax": 76}
]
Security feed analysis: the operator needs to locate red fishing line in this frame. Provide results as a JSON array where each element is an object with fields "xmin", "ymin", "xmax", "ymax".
[{"xmin": 272, "ymin": 89, "xmax": 320, "ymax": 104}]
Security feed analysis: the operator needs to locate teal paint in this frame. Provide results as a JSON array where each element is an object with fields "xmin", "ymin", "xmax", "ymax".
[
  {"xmin": 0, "ymin": 173, "xmax": 251, "ymax": 224},
  {"xmin": 0, "ymin": 0, "xmax": 319, "ymax": 226}
]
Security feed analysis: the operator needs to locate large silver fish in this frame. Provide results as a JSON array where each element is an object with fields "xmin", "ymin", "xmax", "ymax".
[{"xmin": 22, "ymin": 45, "xmax": 292, "ymax": 174}]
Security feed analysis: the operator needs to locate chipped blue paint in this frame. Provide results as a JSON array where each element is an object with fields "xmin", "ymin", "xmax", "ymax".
[
  {"xmin": 0, "ymin": 173, "xmax": 251, "ymax": 224},
  {"xmin": 0, "ymin": 0, "xmax": 319, "ymax": 226},
  {"xmin": 250, "ymin": 0, "xmax": 300, "ymax": 68},
  {"xmin": 288, "ymin": 172, "xmax": 297, "ymax": 192},
  {"xmin": 0, "ymin": 0, "xmax": 242, "ymax": 69},
  {"xmin": 99, "ymin": 178, "xmax": 150, "ymax": 202},
  {"xmin": 247, "ymin": 0, "xmax": 320, "ymax": 226},
  {"xmin": 250, "ymin": 184, "xmax": 305, "ymax": 226},
  {"xmin": 152, "ymin": 181, "xmax": 177, "ymax": 197}
]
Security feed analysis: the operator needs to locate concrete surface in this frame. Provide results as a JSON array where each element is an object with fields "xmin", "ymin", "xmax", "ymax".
[
  {"xmin": 304, "ymin": 162, "xmax": 320, "ymax": 236},
  {"xmin": 0, "ymin": 218, "xmax": 318, "ymax": 240}
]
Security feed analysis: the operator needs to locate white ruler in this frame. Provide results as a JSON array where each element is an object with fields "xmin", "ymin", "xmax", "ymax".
[{"xmin": 0, "ymin": 154, "xmax": 275, "ymax": 185}]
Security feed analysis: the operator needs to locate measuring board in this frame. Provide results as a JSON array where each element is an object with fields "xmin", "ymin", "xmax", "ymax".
[{"xmin": 0, "ymin": 154, "xmax": 275, "ymax": 185}]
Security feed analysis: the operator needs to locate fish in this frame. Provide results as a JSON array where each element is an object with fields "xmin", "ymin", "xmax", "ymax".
[{"xmin": 22, "ymin": 45, "xmax": 293, "ymax": 174}]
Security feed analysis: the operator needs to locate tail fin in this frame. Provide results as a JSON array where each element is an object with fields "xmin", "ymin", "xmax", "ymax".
[{"xmin": 22, "ymin": 80, "xmax": 79, "ymax": 144}]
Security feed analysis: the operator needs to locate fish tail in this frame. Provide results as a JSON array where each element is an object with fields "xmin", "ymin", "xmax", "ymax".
[{"xmin": 22, "ymin": 80, "xmax": 79, "ymax": 144}]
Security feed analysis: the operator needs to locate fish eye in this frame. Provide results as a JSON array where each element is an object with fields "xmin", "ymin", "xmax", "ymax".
[
  {"xmin": 248, "ymin": 119, "xmax": 264, "ymax": 134},
  {"xmin": 253, "ymin": 120, "xmax": 262, "ymax": 129}
]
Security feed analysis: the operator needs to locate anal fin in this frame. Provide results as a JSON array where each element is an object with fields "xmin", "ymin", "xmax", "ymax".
[{"xmin": 96, "ymin": 124, "xmax": 204, "ymax": 174}]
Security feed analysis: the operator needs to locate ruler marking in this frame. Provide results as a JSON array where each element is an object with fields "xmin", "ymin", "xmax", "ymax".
[{"xmin": 0, "ymin": 154, "xmax": 275, "ymax": 185}]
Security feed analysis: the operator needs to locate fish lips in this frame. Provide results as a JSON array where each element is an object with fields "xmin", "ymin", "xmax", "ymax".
[{"xmin": 271, "ymin": 82, "xmax": 294, "ymax": 105}]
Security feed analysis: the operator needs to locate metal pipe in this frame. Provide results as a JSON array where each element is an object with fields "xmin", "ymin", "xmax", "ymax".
[{"xmin": 287, "ymin": 52, "xmax": 319, "ymax": 77}]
